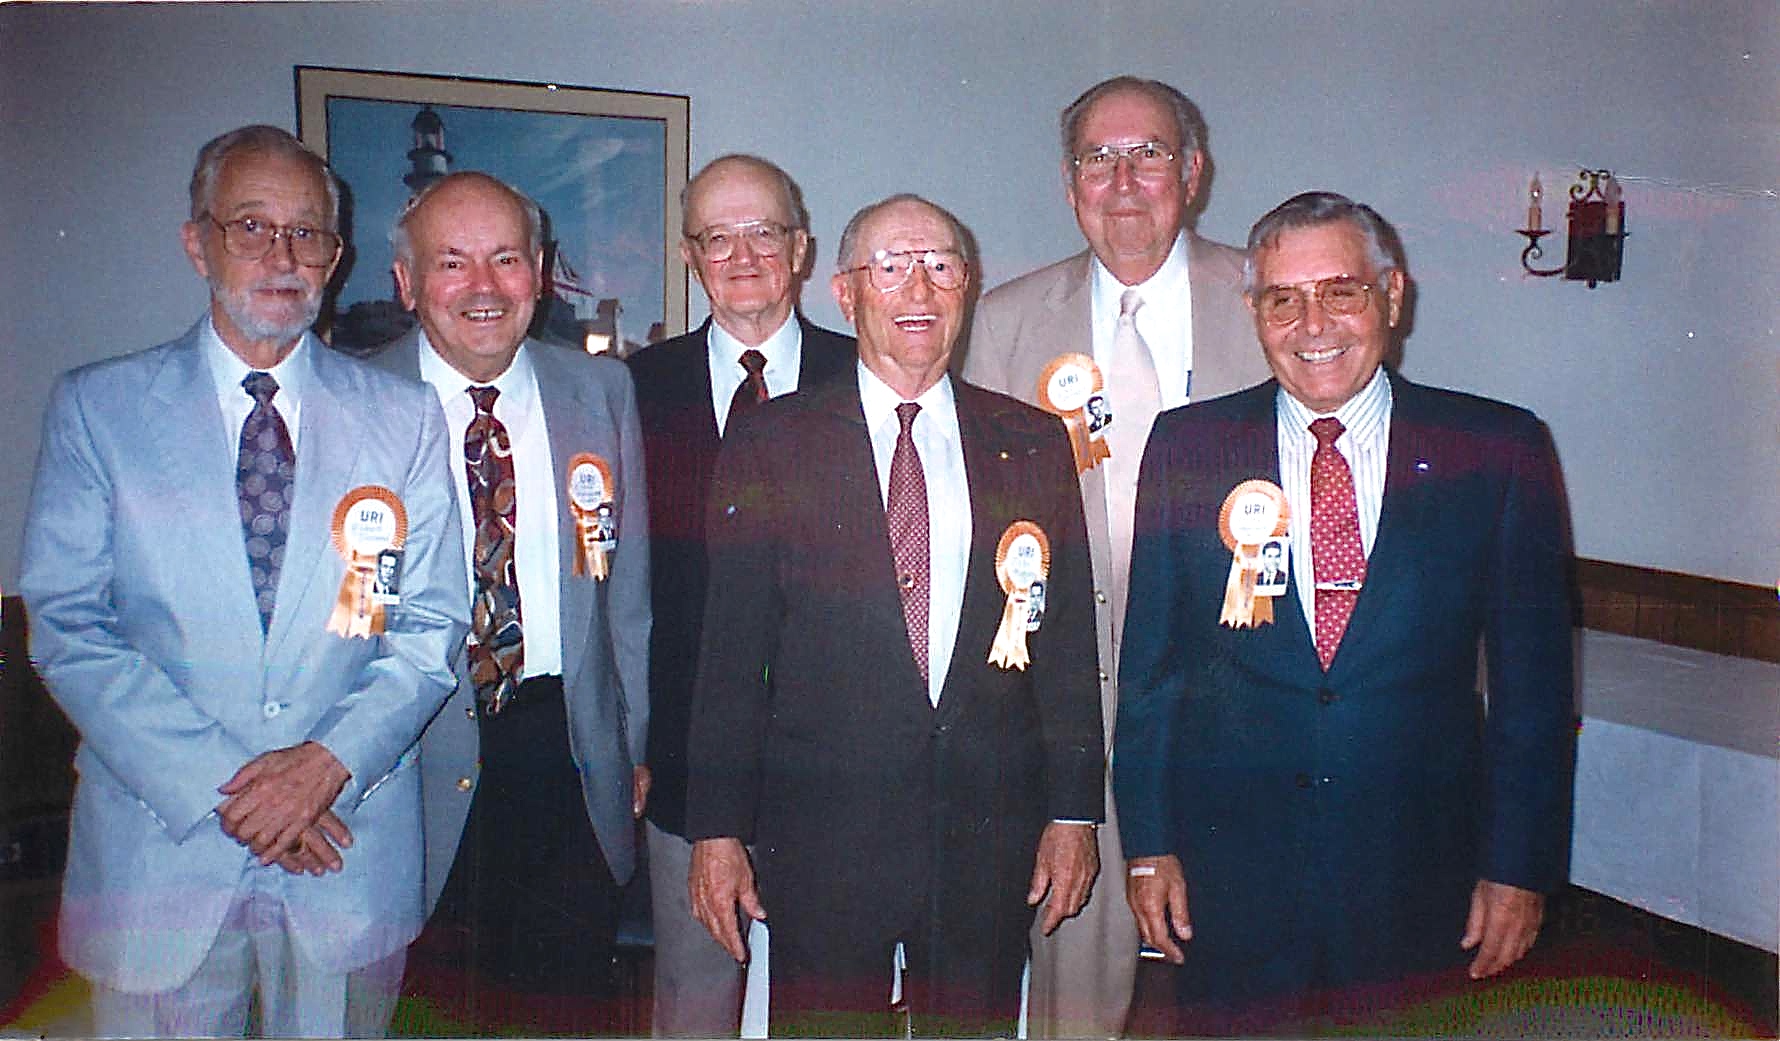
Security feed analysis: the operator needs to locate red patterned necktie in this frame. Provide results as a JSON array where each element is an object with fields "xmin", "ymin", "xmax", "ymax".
[
  {"xmin": 237, "ymin": 371, "xmax": 294, "ymax": 633},
  {"xmin": 728, "ymin": 349, "xmax": 769, "ymax": 425},
  {"xmin": 886, "ymin": 402, "xmax": 930, "ymax": 683},
  {"xmin": 1309, "ymin": 417, "xmax": 1365, "ymax": 670},
  {"xmin": 465, "ymin": 385, "xmax": 524, "ymax": 714}
]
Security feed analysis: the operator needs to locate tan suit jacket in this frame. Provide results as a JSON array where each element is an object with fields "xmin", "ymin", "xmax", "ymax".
[{"xmin": 961, "ymin": 233, "xmax": 1272, "ymax": 1037}]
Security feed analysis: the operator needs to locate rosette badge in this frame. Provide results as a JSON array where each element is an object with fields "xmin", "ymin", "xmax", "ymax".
[
  {"xmin": 1217, "ymin": 480, "xmax": 1290, "ymax": 630},
  {"xmin": 565, "ymin": 452, "xmax": 617, "ymax": 580},
  {"xmin": 988, "ymin": 520, "xmax": 1051, "ymax": 670},
  {"xmin": 327, "ymin": 486, "xmax": 409, "ymax": 638},
  {"xmin": 1036, "ymin": 354, "xmax": 1113, "ymax": 475}
]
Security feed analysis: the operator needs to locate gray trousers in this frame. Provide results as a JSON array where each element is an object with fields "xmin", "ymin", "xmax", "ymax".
[{"xmin": 647, "ymin": 821, "xmax": 746, "ymax": 1037}]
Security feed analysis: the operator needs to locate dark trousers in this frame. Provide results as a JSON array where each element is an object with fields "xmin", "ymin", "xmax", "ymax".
[{"xmin": 419, "ymin": 675, "xmax": 621, "ymax": 1036}]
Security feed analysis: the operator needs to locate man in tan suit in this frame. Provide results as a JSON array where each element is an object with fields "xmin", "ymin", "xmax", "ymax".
[{"xmin": 963, "ymin": 75, "xmax": 1271, "ymax": 1038}]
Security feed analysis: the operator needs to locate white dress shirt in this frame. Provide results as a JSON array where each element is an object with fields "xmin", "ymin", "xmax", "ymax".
[
  {"xmin": 201, "ymin": 317, "xmax": 306, "ymax": 455},
  {"xmin": 1088, "ymin": 231, "xmax": 1198, "ymax": 410},
  {"xmin": 857, "ymin": 363, "xmax": 970, "ymax": 707},
  {"xmin": 419, "ymin": 334, "xmax": 563, "ymax": 678},
  {"xmin": 1275, "ymin": 366, "xmax": 1393, "ymax": 635},
  {"xmin": 708, "ymin": 314, "xmax": 804, "ymax": 436}
]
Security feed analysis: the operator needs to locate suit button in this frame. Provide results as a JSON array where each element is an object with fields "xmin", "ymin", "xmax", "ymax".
[
  {"xmin": 262, "ymin": 702, "xmax": 283, "ymax": 719},
  {"xmin": 1318, "ymin": 688, "xmax": 1340, "ymax": 705},
  {"xmin": 465, "ymin": 706, "xmax": 477, "ymax": 720},
  {"xmin": 456, "ymin": 777, "xmax": 473, "ymax": 792},
  {"xmin": 1095, "ymin": 590, "xmax": 1107, "ymax": 604},
  {"xmin": 1098, "ymin": 671, "xmax": 1109, "ymax": 683},
  {"xmin": 1295, "ymin": 772, "xmax": 1312, "ymax": 789}
]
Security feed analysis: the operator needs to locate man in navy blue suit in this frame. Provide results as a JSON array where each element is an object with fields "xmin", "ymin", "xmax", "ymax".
[{"xmin": 1113, "ymin": 192, "xmax": 1574, "ymax": 1032}]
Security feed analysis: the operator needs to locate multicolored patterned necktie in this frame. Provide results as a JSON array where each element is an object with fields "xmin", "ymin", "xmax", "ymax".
[
  {"xmin": 1309, "ymin": 417, "xmax": 1366, "ymax": 670},
  {"xmin": 237, "ymin": 371, "xmax": 294, "ymax": 634},
  {"xmin": 465, "ymin": 385, "xmax": 524, "ymax": 714},
  {"xmin": 886, "ymin": 402, "xmax": 930, "ymax": 683}
]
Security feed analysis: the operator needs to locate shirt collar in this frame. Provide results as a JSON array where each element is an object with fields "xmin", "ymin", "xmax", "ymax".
[
  {"xmin": 201, "ymin": 314, "xmax": 309, "ymax": 410},
  {"xmin": 707, "ymin": 312, "xmax": 801, "ymax": 378},
  {"xmin": 418, "ymin": 328, "xmax": 539, "ymax": 418},
  {"xmin": 1275, "ymin": 365, "xmax": 1392, "ymax": 441},
  {"xmin": 856, "ymin": 360, "xmax": 960, "ymax": 444},
  {"xmin": 1089, "ymin": 230, "xmax": 1191, "ymax": 305}
]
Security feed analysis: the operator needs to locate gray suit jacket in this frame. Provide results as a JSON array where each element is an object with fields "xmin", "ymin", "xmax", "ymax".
[
  {"xmin": 20, "ymin": 320, "xmax": 468, "ymax": 992},
  {"xmin": 371, "ymin": 332, "xmax": 651, "ymax": 908},
  {"xmin": 963, "ymin": 235, "xmax": 1272, "ymax": 741}
]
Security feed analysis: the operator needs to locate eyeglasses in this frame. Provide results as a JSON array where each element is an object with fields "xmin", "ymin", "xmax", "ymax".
[
  {"xmin": 841, "ymin": 249, "xmax": 969, "ymax": 293},
  {"xmin": 205, "ymin": 215, "xmax": 340, "ymax": 268},
  {"xmin": 1254, "ymin": 276, "xmax": 1380, "ymax": 326},
  {"xmin": 686, "ymin": 220, "xmax": 793, "ymax": 262},
  {"xmin": 1070, "ymin": 141, "xmax": 1179, "ymax": 183}
]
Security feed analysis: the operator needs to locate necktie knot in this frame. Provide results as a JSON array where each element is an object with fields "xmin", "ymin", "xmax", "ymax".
[
  {"xmin": 1310, "ymin": 416, "xmax": 1345, "ymax": 449},
  {"xmin": 468, "ymin": 384, "xmax": 500, "ymax": 416},
  {"xmin": 739, "ymin": 349, "xmax": 767, "ymax": 379},
  {"xmin": 895, "ymin": 401, "xmax": 921, "ymax": 435},
  {"xmin": 1119, "ymin": 288, "xmax": 1143, "ymax": 321},
  {"xmin": 243, "ymin": 371, "xmax": 279, "ymax": 406}
]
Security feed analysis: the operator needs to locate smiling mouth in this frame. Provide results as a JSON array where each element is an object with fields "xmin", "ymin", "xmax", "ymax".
[
  {"xmin": 894, "ymin": 314, "xmax": 939, "ymax": 332},
  {"xmin": 1296, "ymin": 344, "xmax": 1348, "ymax": 364},
  {"xmin": 463, "ymin": 307, "xmax": 508, "ymax": 322}
]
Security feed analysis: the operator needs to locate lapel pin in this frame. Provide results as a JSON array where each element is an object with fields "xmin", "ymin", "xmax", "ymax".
[{"xmin": 1414, "ymin": 459, "xmax": 1431, "ymax": 472}]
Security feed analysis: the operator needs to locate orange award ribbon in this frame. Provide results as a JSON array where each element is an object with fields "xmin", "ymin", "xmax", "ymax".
[
  {"xmin": 565, "ymin": 452, "xmax": 616, "ymax": 581},
  {"xmin": 327, "ymin": 485, "xmax": 409, "ymax": 639},
  {"xmin": 1217, "ymin": 480, "xmax": 1290, "ymax": 630},
  {"xmin": 1037, "ymin": 354, "xmax": 1112, "ymax": 474},
  {"xmin": 989, "ymin": 521, "xmax": 1051, "ymax": 670}
]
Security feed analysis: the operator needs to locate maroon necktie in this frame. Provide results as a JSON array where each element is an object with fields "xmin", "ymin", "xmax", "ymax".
[
  {"xmin": 465, "ymin": 385, "xmax": 524, "ymax": 714},
  {"xmin": 886, "ymin": 402, "xmax": 930, "ymax": 682},
  {"xmin": 728, "ymin": 349, "xmax": 769, "ymax": 425},
  {"xmin": 1309, "ymin": 417, "xmax": 1365, "ymax": 670}
]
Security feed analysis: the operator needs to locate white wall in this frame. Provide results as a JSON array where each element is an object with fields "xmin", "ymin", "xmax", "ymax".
[{"xmin": 3, "ymin": 0, "xmax": 1775, "ymax": 589}]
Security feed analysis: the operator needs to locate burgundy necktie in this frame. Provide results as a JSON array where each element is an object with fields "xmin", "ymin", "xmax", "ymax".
[
  {"xmin": 237, "ymin": 371, "xmax": 294, "ymax": 633},
  {"xmin": 465, "ymin": 385, "xmax": 524, "ymax": 714},
  {"xmin": 727, "ymin": 349, "xmax": 769, "ymax": 426},
  {"xmin": 1309, "ymin": 417, "xmax": 1365, "ymax": 670},
  {"xmin": 886, "ymin": 402, "xmax": 930, "ymax": 682}
]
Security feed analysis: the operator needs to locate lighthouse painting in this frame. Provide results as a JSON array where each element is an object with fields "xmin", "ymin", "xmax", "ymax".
[{"xmin": 296, "ymin": 67, "xmax": 689, "ymax": 356}]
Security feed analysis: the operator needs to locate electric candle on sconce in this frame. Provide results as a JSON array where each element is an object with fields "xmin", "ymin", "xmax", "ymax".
[{"xmin": 1517, "ymin": 169, "xmax": 1626, "ymax": 287}]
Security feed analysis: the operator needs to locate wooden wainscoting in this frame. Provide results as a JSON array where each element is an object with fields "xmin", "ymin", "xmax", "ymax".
[{"xmin": 1575, "ymin": 558, "xmax": 1780, "ymax": 664}]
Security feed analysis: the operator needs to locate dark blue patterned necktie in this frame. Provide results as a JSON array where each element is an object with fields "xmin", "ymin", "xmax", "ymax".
[{"xmin": 237, "ymin": 371, "xmax": 294, "ymax": 633}]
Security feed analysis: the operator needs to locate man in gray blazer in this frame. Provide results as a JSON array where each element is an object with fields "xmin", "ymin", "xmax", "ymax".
[
  {"xmin": 963, "ymin": 77, "xmax": 1272, "ymax": 1038},
  {"xmin": 373, "ymin": 171, "xmax": 650, "ymax": 1036},
  {"xmin": 20, "ymin": 125, "xmax": 468, "ymax": 1037}
]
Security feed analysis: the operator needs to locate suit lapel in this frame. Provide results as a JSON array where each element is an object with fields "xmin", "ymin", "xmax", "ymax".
[
  {"xmin": 267, "ymin": 343, "xmax": 362, "ymax": 659},
  {"xmin": 531, "ymin": 343, "xmax": 597, "ymax": 691},
  {"xmin": 144, "ymin": 331, "xmax": 264, "ymax": 641}
]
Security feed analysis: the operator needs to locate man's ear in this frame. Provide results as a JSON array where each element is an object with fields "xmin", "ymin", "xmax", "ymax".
[
  {"xmin": 181, "ymin": 220, "xmax": 210, "ymax": 280},
  {"xmin": 831, "ymin": 271, "xmax": 855, "ymax": 324}
]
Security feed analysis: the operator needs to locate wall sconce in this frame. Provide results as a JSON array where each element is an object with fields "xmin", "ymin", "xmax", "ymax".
[{"xmin": 1518, "ymin": 169, "xmax": 1626, "ymax": 287}]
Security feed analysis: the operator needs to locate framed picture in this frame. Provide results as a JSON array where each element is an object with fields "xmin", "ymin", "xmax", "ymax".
[{"xmin": 295, "ymin": 65, "xmax": 689, "ymax": 356}]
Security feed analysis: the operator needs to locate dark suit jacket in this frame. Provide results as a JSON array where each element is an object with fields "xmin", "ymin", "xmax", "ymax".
[
  {"xmin": 627, "ymin": 316, "xmax": 854, "ymax": 837},
  {"xmin": 684, "ymin": 376, "xmax": 1104, "ymax": 959},
  {"xmin": 1112, "ymin": 370, "xmax": 1574, "ymax": 997}
]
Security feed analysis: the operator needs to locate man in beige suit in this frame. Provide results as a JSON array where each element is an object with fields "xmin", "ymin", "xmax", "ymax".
[{"xmin": 963, "ymin": 76, "xmax": 1271, "ymax": 1038}]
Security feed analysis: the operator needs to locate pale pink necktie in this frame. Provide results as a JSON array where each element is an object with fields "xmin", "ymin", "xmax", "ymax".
[{"xmin": 1103, "ymin": 288, "xmax": 1161, "ymax": 647}]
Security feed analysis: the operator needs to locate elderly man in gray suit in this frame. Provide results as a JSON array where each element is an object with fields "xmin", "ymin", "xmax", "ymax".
[
  {"xmin": 963, "ymin": 76, "xmax": 1272, "ymax": 1038},
  {"xmin": 20, "ymin": 124, "xmax": 467, "ymax": 1037},
  {"xmin": 372, "ymin": 171, "xmax": 650, "ymax": 1036}
]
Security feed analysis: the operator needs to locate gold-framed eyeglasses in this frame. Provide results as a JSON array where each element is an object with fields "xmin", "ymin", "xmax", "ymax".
[
  {"xmin": 1254, "ymin": 276, "xmax": 1380, "ymax": 326},
  {"xmin": 842, "ymin": 249, "xmax": 969, "ymax": 293},
  {"xmin": 205, "ymin": 215, "xmax": 341, "ymax": 268},
  {"xmin": 1070, "ymin": 141, "xmax": 1178, "ymax": 183},
  {"xmin": 687, "ymin": 219, "xmax": 793, "ymax": 262}
]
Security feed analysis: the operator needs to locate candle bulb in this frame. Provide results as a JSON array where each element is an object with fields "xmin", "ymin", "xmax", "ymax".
[
  {"xmin": 1603, "ymin": 174, "xmax": 1622, "ymax": 235},
  {"xmin": 1527, "ymin": 174, "xmax": 1544, "ymax": 232}
]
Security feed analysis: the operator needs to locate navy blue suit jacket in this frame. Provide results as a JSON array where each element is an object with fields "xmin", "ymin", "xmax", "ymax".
[{"xmin": 1112, "ymin": 370, "xmax": 1574, "ymax": 996}]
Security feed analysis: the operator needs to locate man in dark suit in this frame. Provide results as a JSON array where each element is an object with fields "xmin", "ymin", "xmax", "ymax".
[
  {"xmin": 686, "ymin": 194, "xmax": 1105, "ymax": 1036},
  {"xmin": 1114, "ymin": 192, "xmax": 1574, "ymax": 1033},
  {"xmin": 963, "ymin": 78, "xmax": 1272, "ymax": 1037},
  {"xmin": 373, "ymin": 171, "xmax": 650, "ymax": 1035},
  {"xmin": 21, "ymin": 125, "xmax": 466, "ymax": 1037},
  {"xmin": 627, "ymin": 153, "xmax": 854, "ymax": 1037}
]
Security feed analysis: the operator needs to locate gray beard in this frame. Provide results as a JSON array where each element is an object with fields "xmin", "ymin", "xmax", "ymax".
[{"xmin": 210, "ymin": 276, "xmax": 323, "ymax": 346}]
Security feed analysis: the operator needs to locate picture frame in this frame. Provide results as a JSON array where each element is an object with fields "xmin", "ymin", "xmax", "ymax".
[{"xmin": 295, "ymin": 65, "xmax": 689, "ymax": 356}]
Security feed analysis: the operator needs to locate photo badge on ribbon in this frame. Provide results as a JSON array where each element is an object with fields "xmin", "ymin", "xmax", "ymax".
[
  {"xmin": 1217, "ymin": 480, "xmax": 1290, "ymax": 630},
  {"xmin": 565, "ymin": 452, "xmax": 617, "ymax": 580},
  {"xmin": 1037, "ymin": 354, "xmax": 1112, "ymax": 475},
  {"xmin": 328, "ymin": 485, "xmax": 408, "ymax": 638},
  {"xmin": 989, "ymin": 520, "xmax": 1050, "ymax": 670}
]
